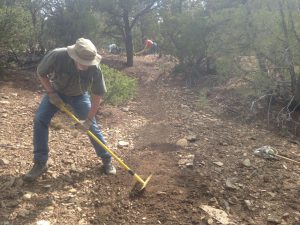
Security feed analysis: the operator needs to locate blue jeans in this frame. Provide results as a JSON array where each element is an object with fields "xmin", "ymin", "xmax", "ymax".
[{"xmin": 33, "ymin": 92, "xmax": 111, "ymax": 162}]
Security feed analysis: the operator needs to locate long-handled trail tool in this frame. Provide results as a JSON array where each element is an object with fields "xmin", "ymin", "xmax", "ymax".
[
  {"xmin": 60, "ymin": 104, "xmax": 152, "ymax": 191},
  {"xmin": 254, "ymin": 146, "xmax": 300, "ymax": 165}
]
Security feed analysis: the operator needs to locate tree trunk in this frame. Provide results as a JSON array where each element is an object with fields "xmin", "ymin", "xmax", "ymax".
[
  {"xmin": 245, "ymin": 1, "xmax": 268, "ymax": 73},
  {"xmin": 122, "ymin": 9, "xmax": 134, "ymax": 67},
  {"xmin": 279, "ymin": 0, "xmax": 296, "ymax": 94}
]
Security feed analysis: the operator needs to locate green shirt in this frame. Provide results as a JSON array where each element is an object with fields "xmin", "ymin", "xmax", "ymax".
[{"xmin": 37, "ymin": 48, "xmax": 107, "ymax": 96}]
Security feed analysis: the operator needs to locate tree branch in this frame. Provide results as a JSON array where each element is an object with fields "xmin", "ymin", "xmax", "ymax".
[{"xmin": 130, "ymin": 0, "xmax": 158, "ymax": 30}]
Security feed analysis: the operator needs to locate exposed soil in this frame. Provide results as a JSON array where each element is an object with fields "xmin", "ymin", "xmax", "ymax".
[{"xmin": 0, "ymin": 54, "xmax": 300, "ymax": 225}]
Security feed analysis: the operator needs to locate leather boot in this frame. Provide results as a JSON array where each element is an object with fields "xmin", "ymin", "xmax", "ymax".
[
  {"xmin": 23, "ymin": 161, "xmax": 48, "ymax": 182},
  {"xmin": 102, "ymin": 158, "xmax": 116, "ymax": 175}
]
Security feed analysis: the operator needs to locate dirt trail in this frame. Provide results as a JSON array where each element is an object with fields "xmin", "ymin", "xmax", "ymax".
[{"xmin": 0, "ymin": 55, "xmax": 300, "ymax": 225}]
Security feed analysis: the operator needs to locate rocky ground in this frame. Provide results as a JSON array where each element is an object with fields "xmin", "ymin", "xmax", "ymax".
[{"xmin": 0, "ymin": 54, "xmax": 300, "ymax": 225}]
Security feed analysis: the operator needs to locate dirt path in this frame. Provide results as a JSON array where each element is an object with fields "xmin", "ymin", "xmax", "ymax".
[{"xmin": 0, "ymin": 55, "xmax": 300, "ymax": 225}]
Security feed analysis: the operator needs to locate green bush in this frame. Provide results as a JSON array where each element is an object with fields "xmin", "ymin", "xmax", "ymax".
[
  {"xmin": 101, "ymin": 64, "xmax": 137, "ymax": 106},
  {"xmin": 160, "ymin": 8, "xmax": 210, "ymax": 82}
]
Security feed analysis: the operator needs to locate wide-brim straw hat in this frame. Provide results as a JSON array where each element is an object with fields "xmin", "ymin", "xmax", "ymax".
[{"xmin": 67, "ymin": 38, "xmax": 102, "ymax": 66}]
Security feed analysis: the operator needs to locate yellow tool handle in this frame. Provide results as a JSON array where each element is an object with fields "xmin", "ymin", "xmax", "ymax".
[
  {"xmin": 60, "ymin": 105, "xmax": 149, "ymax": 185},
  {"xmin": 60, "ymin": 105, "xmax": 130, "ymax": 170}
]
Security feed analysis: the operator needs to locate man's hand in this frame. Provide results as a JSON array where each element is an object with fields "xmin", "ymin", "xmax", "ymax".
[
  {"xmin": 48, "ymin": 92, "xmax": 65, "ymax": 108},
  {"xmin": 75, "ymin": 119, "xmax": 93, "ymax": 133}
]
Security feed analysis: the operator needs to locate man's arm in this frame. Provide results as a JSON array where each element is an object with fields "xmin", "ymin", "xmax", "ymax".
[
  {"xmin": 88, "ymin": 94, "xmax": 102, "ymax": 120},
  {"xmin": 75, "ymin": 94, "xmax": 101, "ymax": 133},
  {"xmin": 38, "ymin": 74, "xmax": 65, "ymax": 108},
  {"xmin": 38, "ymin": 75, "xmax": 55, "ymax": 93}
]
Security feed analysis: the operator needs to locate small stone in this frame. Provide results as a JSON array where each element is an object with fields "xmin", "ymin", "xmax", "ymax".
[
  {"xmin": 220, "ymin": 142, "xmax": 229, "ymax": 146},
  {"xmin": 43, "ymin": 184, "xmax": 52, "ymax": 190},
  {"xmin": 5, "ymin": 200, "xmax": 19, "ymax": 207},
  {"xmin": 207, "ymin": 218, "xmax": 214, "ymax": 225},
  {"xmin": 178, "ymin": 154, "xmax": 195, "ymax": 168},
  {"xmin": 213, "ymin": 161, "xmax": 223, "ymax": 167},
  {"xmin": 47, "ymin": 158, "xmax": 54, "ymax": 166},
  {"xmin": 282, "ymin": 213, "xmax": 290, "ymax": 218},
  {"xmin": 242, "ymin": 159, "xmax": 251, "ymax": 167},
  {"xmin": 14, "ymin": 178, "xmax": 24, "ymax": 187},
  {"xmin": 225, "ymin": 178, "xmax": 239, "ymax": 190},
  {"xmin": 18, "ymin": 209, "xmax": 30, "ymax": 217},
  {"xmin": 36, "ymin": 220, "xmax": 51, "ymax": 225},
  {"xmin": 69, "ymin": 188, "xmax": 77, "ymax": 194},
  {"xmin": 78, "ymin": 219, "xmax": 86, "ymax": 225},
  {"xmin": 186, "ymin": 134, "xmax": 197, "ymax": 142},
  {"xmin": 267, "ymin": 192, "xmax": 276, "ymax": 198},
  {"xmin": 0, "ymin": 100, "xmax": 10, "ymax": 104},
  {"xmin": 23, "ymin": 192, "xmax": 33, "ymax": 200},
  {"xmin": 20, "ymin": 160, "xmax": 27, "ymax": 166},
  {"xmin": 1, "ymin": 177, "xmax": 15, "ymax": 189},
  {"xmin": 0, "ymin": 158, "xmax": 9, "ymax": 165},
  {"xmin": 121, "ymin": 107, "xmax": 129, "ymax": 112},
  {"xmin": 118, "ymin": 140, "xmax": 129, "ymax": 148},
  {"xmin": 62, "ymin": 158, "xmax": 74, "ymax": 164},
  {"xmin": 45, "ymin": 206, "xmax": 54, "ymax": 211},
  {"xmin": 244, "ymin": 200, "xmax": 253, "ymax": 210},
  {"xmin": 267, "ymin": 215, "xmax": 281, "ymax": 224},
  {"xmin": 176, "ymin": 138, "xmax": 188, "ymax": 147}
]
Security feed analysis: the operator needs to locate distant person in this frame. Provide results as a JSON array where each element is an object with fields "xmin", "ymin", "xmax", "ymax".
[
  {"xmin": 108, "ymin": 43, "xmax": 117, "ymax": 53},
  {"xmin": 151, "ymin": 41, "xmax": 159, "ymax": 55},
  {"xmin": 23, "ymin": 38, "xmax": 116, "ymax": 182},
  {"xmin": 144, "ymin": 39, "xmax": 155, "ymax": 55},
  {"xmin": 145, "ymin": 39, "xmax": 153, "ymax": 49},
  {"xmin": 135, "ymin": 39, "xmax": 156, "ymax": 56},
  {"xmin": 108, "ymin": 43, "xmax": 122, "ymax": 54}
]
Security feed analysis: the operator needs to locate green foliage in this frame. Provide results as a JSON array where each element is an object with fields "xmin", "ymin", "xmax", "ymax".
[
  {"xmin": 133, "ymin": 12, "xmax": 161, "ymax": 51},
  {"xmin": 160, "ymin": 5, "xmax": 217, "ymax": 83},
  {"xmin": 197, "ymin": 88, "xmax": 209, "ymax": 107},
  {"xmin": 95, "ymin": 0, "xmax": 159, "ymax": 66},
  {"xmin": 101, "ymin": 64, "xmax": 137, "ymax": 105},
  {"xmin": 0, "ymin": 1, "xmax": 32, "ymax": 68},
  {"xmin": 1, "ymin": 0, "xmax": 300, "ymax": 102},
  {"xmin": 161, "ymin": 7, "xmax": 209, "ymax": 64},
  {"xmin": 44, "ymin": 0, "xmax": 99, "ymax": 46},
  {"xmin": 0, "ymin": 3, "xmax": 32, "ymax": 51},
  {"xmin": 215, "ymin": 57, "xmax": 234, "ymax": 77}
]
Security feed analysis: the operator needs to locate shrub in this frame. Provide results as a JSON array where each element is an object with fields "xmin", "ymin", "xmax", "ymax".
[{"xmin": 101, "ymin": 64, "xmax": 137, "ymax": 106}]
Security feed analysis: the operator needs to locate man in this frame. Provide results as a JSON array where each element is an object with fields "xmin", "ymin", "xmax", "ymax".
[
  {"xmin": 151, "ymin": 41, "xmax": 159, "ymax": 55},
  {"xmin": 143, "ymin": 39, "xmax": 153, "ymax": 54},
  {"xmin": 24, "ymin": 38, "xmax": 116, "ymax": 182},
  {"xmin": 135, "ymin": 39, "xmax": 156, "ymax": 56}
]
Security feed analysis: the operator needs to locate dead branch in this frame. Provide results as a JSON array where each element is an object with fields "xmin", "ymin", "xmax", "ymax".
[
  {"xmin": 276, "ymin": 96, "xmax": 294, "ymax": 123},
  {"xmin": 267, "ymin": 95, "xmax": 273, "ymax": 127},
  {"xmin": 275, "ymin": 96, "xmax": 300, "ymax": 135},
  {"xmin": 250, "ymin": 94, "xmax": 273, "ymax": 111}
]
